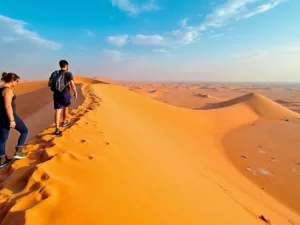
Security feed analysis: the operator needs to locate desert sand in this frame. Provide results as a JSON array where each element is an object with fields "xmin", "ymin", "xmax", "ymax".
[
  {"xmin": 121, "ymin": 82, "xmax": 300, "ymax": 113},
  {"xmin": 0, "ymin": 78, "xmax": 300, "ymax": 225},
  {"xmin": 4, "ymin": 81, "xmax": 84, "ymax": 158},
  {"xmin": 121, "ymin": 81, "xmax": 300, "ymax": 215}
]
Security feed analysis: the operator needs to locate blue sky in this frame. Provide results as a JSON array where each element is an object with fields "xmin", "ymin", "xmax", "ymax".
[{"xmin": 0, "ymin": 0, "xmax": 300, "ymax": 81}]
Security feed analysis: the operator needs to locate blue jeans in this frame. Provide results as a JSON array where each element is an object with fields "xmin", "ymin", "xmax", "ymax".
[{"xmin": 0, "ymin": 113, "xmax": 28, "ymax": 156}]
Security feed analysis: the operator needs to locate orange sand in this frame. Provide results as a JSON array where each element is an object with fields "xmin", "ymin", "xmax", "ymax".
[
  {"xmin": 121, "ymin": 81, "xmax": 300, "ymax": 215},
  {"xmin": 122, "ymin": 82, "xmax": 300, "ymax": 113},
  {"xmin": 0, "ymin": 79, "xmax": 300, "ymax": 225}
]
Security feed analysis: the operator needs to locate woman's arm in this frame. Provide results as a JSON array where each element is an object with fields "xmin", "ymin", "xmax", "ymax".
[{"xmin": 3, "ymin": 89, "xmax": 16, "ymax": 128}]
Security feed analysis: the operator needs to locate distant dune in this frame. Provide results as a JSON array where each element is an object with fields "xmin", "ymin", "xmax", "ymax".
[
  {"xmin": 94, "ymin": 76, "xmax": 119, "ymax": 84},
  {"xmin": 194, "ymin": 93, "xmax": 219, "ymax": 100},
  {"xmin": 200, "ymin": 93, "xmax": 299, "ymax": 118}
]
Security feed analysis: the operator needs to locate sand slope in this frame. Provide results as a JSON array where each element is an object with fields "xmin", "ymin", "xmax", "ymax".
[
  {"xmin": 4, "ymin": 80, "xmax": 84, "ymax": 158},
  {"xmin": 0, "ymin": 83, "xmax": 300, "ymax": 225}
]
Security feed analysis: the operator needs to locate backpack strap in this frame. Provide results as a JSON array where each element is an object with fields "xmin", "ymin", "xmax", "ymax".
[
  {"xmin": 50, "ymin": 71, "xmax": 58, "ymax": 79},
  {"xmin": 60, "ymin": 71, "xmax": 69, "ymax": 86}
]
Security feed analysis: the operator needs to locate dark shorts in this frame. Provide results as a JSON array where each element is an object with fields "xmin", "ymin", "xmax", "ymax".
[{"xmin": 53, "ymin": 94, "xmax": 71, "ymax": 110}]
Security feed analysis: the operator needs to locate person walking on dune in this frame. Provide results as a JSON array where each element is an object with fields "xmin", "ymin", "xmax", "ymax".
[
  {"xmin": 0, "ymin": 72, "xmax": 28, "ymax": 168},
  {"xmin": 49, "ymin": 60, "xmax": 77, "ymax": 135}
]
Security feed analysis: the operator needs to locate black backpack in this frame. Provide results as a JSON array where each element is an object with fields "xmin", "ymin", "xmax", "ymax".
[{"xmin": 49, "ymin": 71, "xmax": 69, "ymax": 92}]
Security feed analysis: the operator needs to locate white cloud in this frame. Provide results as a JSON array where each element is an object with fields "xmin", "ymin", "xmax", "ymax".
[
  {"xmin": 0, "ymin": 14, "xmax": 62, "ymax": 50},
  {"xmin": 172, "ymin": 28, "xmax": 200, "ymax": 45},
  {"xmin": 211, "ymin": 33, "xmax": 224, "ymax": 38},
  {"xmin": 108, "ymin": 0, "xmax": 288, "ymax": 49},
  {"xmin": 178, "ymin": 18, "xmax": 189, "ymax": 28},
  {"xmin": 141, "ymin": 0, "xmax": 161, "ymax": 11},
  {"xmin": 243, "ymin": 0, "xmax": 288, "ymax": 18},
  {"xmin": 110, "ymin": 0, "xmax": 160, "ymax": 15},
  {"xmin": 107, "ymin": 35, "xmax": 129, "ymax": 47},
  {"xmin": 152, "ymin": 49, "xmax": 168, "ymax": 53},
  {"xmin": 84, "ymin": 29, "xmax": 94, "ymax": 36},
  {"xmin": 102, "ymin": 50, "xmax": 125, "ymax": 61},
  {"xmin": 131, "ymin": 34, "xmax": 165, "ymax": 45},
  {"xmin": 107, "ymin": 30, "xmax": 200, "ymax": 47},
  {"xmin": 202, "ymin": 0, "xmax": 288, "ymax": 28}
]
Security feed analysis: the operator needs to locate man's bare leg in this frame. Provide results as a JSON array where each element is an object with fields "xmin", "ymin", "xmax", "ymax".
[
  {"xmin": 63, "ymin": 107, "xmax": 69, "ymax": 122},
  {"xmin": 55, "ymin": 109, "xmax": 62, "ymax": 129}
]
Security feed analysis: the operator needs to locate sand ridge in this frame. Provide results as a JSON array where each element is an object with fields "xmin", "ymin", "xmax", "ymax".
[{"xmin": 0, "ymin": 80, "xmax": 299, "ymax": 224}]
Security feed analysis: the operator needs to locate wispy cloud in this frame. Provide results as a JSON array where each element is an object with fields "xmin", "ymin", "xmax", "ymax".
[
  {"xmin": 107, "ymin": 27, "xmax": 200, "ymax": 47},
  {"xmin": 172, "ymin": 28, "xmax": 200, "ymax": 45},
  {"xmin": 243, "ymin": 0, "xmax": 288, "ymax": 19},
  {"xmin": 0, "ymin": 14, "xmax": 62, "ymax": 50},
  {"xmin": 102, "ymin": 50, "xmax": 125, "ymax": 61},
  {"xmin": 211, "ymin": 33, "xmax": 224, "ymax": 38},
  {"xmin": 141, "ymin": 0, "xmax": 160, "ymax": 12},
  {"xmin": 110, "ymin": 0, "xmax": 160, "ymax": 15},
  {"xmin": 84, "ymin": 29, "xmax": 94, "ymax": 36},
  {"xmin": 131, "ymin": 34, "xmax": 165, "ymax": 45},
  {"xmin": 107, "ymin": 35, "xmax": 129, "ymax": 47},
  {"xmin": 179, "ymin": 0, "xmax": 287, "ymax": 43},
  {"xmin": 202, "ymin": 0, "xmax": 288, "ymax": 29},
  {"xmin": 152, "ymin": 49, "xmax": 168, "ymax": 53},
  {"xmin": 178, "ymin": 18, "xmax": 189, "ymax": 28},
  {"xmin": 107, "ymin": 0, "xmax": 288, "ymax": 48},
  {"xmin": 102, "ymin": 49, "xmax": 147, "ymax": 62}
]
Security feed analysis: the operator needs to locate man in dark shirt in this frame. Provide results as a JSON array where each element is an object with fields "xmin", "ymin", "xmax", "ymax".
[{"xmin": 49, "ymin": 60, "xmax": 77, "ymax": 135}]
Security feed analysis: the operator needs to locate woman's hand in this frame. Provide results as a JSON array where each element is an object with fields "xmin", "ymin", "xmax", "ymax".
[{"xmin": 10, "ymin": 121, "xmax": 16, "ymax": 128}]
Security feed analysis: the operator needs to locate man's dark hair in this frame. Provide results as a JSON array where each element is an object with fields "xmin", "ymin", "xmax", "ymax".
[{"xmin": 59, "ymin": 60, "xmax": 69, "ymax": 68}]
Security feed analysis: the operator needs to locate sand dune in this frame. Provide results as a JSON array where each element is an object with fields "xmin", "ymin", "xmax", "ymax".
[
  {"xmin": 194, "ymin": 93, "xmax": 219, "ymax": 100},
  {"xmin": 4, "ymin": 81, "xmax": 84, "ymax": 158},
  {"xmin": 5, "ymin": 80, "xmax": 48, "ymax": 96},
  {"xmin": 75, "ymin": 76, "xmax": 104, "ymax": 84},
  {"xmin": 200, "ymin": 93, "xmax": 299, "ymax": 118},
  {"xmin": 123, "ymin": 82, "xmax": 300, "ymax": 113},
  {"xmin": 224, "ymin": 118, "xmax": 300, "ymax": 215},
  {"xmin": 0, "ymin": 81, "xmax": 300, "ymax": 225}
]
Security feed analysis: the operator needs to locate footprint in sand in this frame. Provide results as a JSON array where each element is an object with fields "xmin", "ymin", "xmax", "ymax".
[
  {"xmin": 291, "ymin": 168, "xmax": 300, "ymax": 176},
  {"xmin": 2, "ymin": 166, "xmax": 36, "ymax": 194},
  {"xmin": 0, "ymin": 168, "xmax": 52, "ymax": 222},
  {"xmin": 258, "ymin": 169, "xmax": 274, "ymax": 176},
  {"xmin": 246, "ymin": 167, "xmax": 257, "ymax": 175},
  {"xmin": 269, "ymin": 157, "xmax": 278, "ymax": 163},
  {"xmin": 257, "ymin": 146, "xmax": 267, "ymax": 154}
]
